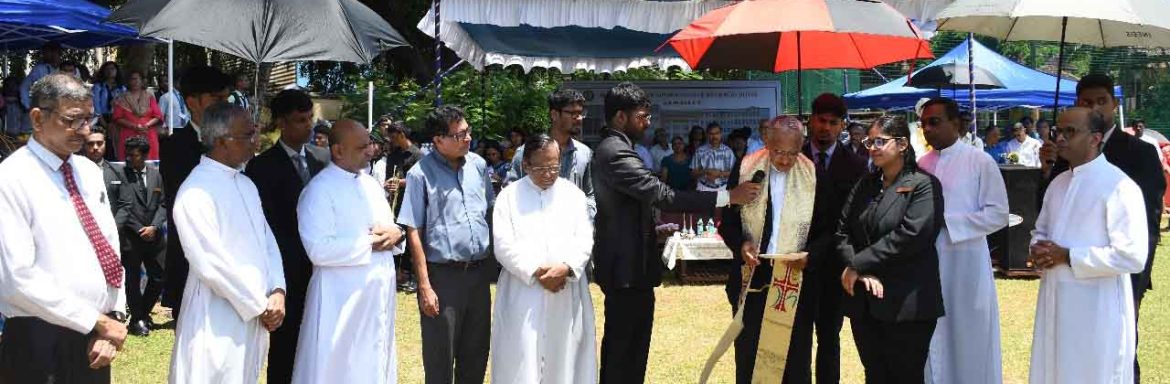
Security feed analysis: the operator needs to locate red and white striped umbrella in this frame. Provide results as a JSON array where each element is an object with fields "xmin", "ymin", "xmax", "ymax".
[{"xmin": 667, "ymin": 0, "xmax": 934, "ymax": 73}]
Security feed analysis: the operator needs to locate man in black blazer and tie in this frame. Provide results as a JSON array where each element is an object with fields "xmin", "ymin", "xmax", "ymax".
[
  {"xmin": 798, "ymin": 93, "xmax": 867, "ymax": 383},
  {"xmin": 1039, "ymin": 74, "xmax": 1165, "ymax": 383},
  {"xmin": 117, "ymin": 137, "xmax": 166, "ymax": 337},
  {"xmin": 159, "ymin": 66, "xmax": 232, "ymax": 319},
  {"xmin": 591, "ymin": 82, "xmax": 760, "ymax": 383},
  {"xmin": 244, "ymin": 89, "xmax": 329, "ymax": 384},
  {"xmin": 82, "ymin": 125, "xmax": 123, "ymax": 217}
]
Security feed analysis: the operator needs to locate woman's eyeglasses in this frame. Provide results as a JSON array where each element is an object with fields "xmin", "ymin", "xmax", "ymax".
[{"xmin": 862, "ymin": 137, "xmax": 905, "ymax": 149}]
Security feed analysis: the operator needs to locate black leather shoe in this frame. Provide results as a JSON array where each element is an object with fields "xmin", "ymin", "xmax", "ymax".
[{"xmin": 128, "ymin": 319, "xmax": 151, "ymax": 337}]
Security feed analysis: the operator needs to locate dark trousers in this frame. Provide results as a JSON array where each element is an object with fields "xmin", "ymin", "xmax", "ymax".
[
  {"xmin": 727, "ymin": 268, "xmax": 839, "ymax": 384},
  {"xmin": 267, "ymin": 288, "xmax": 306, "ymax": 384},
  {"xmin": 121, "ymin": 237, "xmax": 165, "ymax": 322},
  {"xmin": 0, "ymin": 317, "xmax": 109, "ymax": 384},
  {"xmin": 850, "ymin": 314, "xmax": 935, "ymax": 384},
  {"xmin": 599, "ymin": 287, "xmax": 655, "ymax": 384},
  {"xmin": 420, "ymin": 262, "xmax": 492, "ymax": 384},
  {"xmin": 1132, "ymin": 239, "xmax": 1156, "ymax": 384},
  {"xmin": 162, "ymin": 226, "xmax": 188, "ymax": 319}
]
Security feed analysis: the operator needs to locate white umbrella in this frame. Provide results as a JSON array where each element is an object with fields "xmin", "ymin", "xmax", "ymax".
[{"xmin": 935, "ymin": 0, "xmax": 1170, "ymax": 112}]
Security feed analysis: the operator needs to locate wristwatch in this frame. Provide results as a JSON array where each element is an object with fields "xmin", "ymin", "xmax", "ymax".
[
  {"xmin": 563, "ymin": 263, "xmax": 575, "ymax": 278},
  {"xmin": 107, "ymin": 311, "xmax": 127, "ymax": 322}
]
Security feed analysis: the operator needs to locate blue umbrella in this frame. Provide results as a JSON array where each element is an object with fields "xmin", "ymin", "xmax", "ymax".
[{"xmin": 0, "ymin": 0, "xmax": 155, "ymax": 50}]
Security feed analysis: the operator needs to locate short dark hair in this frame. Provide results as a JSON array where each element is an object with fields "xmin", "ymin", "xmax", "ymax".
[
  {"xmin": 522, "ymin": 133, "xmax": 558, "ymax": 163},
  {"xmin": 1135, "ymin": 118, "xmax": 1146, "ymax": 126},
  {"xmin": 1076, "ymin": 73, "xmax": 1115, "ymax": 97},
  {"xmin": 270, "ymin": 89, "xmax": 313, "ymax": 119},
  {"xmin": 89, "ymin": 125, "xmax": 106, "ymax": 137},
  {"xmin": 425, "ymin": 105, "xmax": 466, "ymax": 139},
  {"xmin": 386, "ymin": 120, "xmax": 410, "ymax": 137},
  {"xmin": 811, "ymin": 93, "xmax": 847, "ymax": 118},
  {"xmin": 1019, "ymin": 116, "xmax": 1034, "ymax": 125},
  {"xmin": 706, "ymin": 121, "xmax": 722, "ymax": 132},
  {"xmin": 548, "ymin": 88, "xmax": 585, "ymax": 111},
  {"xmin": 1036, "ymin": 118, "xmax": 1050, "ymax": 126},
  {"xmin": 847, "ymin": 122, "xmax": 865, "ymax": 133},
  {"xmin": 124, "ymin": 136, "xmax": 151, "ymax": 155},
  {"xmin": 604, "ymin": 82, "xmax": 651, "ymax": 123},
  {"xmin": 180, "ymin": 66, "xmax": 232, "ymax": 98},
  {"xmin": 922, "ymin": 97, "xmax": 961, "ymax": 121},
  {"xmin": 314, "ymin": 124, "xmax": 331, "ymax": 137}
]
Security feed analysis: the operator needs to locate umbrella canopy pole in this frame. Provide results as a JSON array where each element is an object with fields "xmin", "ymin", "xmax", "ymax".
[
  {"xmin": 168, "ymin": 40, "xmax": 174, "ymax": 136},
  {"xmin": 1053, "ymin": 17, "xmax": 1068, "ymax": 118},
  {"xmin": 254, "ymin": 62, "xmax": 261, "ymax": 121},
  {"xmin": 797, "ymin": 31, "xmax": 803, "ymax": 117},
  {"xmin": 434, "ymin": 0, "xmax": 442, "ymax": 106},
  {"xmin": 969, "ymin": 33, "xmax": 977, "ymax": 132}
]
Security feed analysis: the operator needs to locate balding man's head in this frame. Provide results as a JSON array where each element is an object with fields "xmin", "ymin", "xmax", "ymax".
[
  {"xmin": 763, "ymin": 116, "xmax": 805, "ymax": 172},
  {"xmin": 1055, "ymin": 107, "xmax": 1107, "ymax": 167},
  {"xmin": 329, "ymin": 119, "xmax": 373, "ymax": 173}
]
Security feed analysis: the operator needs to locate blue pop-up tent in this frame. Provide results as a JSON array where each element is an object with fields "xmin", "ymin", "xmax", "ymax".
[
  {"xmin": 0, "ymin": 0, "xmax": 153, "ymax": 50},
  {"xmin": 844, "ymin": 38, "xmax": 1118, "ymax": 110}
]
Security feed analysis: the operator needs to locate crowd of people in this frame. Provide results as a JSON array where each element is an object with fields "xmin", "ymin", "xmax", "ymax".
[{"xmin": 0, "ymin": 47, "xmax": 1159, "ymax": 384}]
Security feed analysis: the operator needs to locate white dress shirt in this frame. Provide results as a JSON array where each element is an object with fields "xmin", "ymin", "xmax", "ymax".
[
  {"xmin": 766, "ymin": 164, "xmax": 789, "ymax": 254},
  {"xmin": 0, "ymin": 138, "xmax": 126, "ymax": 333}
]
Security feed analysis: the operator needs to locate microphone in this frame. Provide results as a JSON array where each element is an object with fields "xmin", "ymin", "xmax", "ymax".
[{"xmin": 751, "ymin": 170, "xmax": 766, "ymax": 184}]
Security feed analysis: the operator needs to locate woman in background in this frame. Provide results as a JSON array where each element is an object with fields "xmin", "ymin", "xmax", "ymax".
[{"xmin": 113, "ymin": 70, "xmax": 162, "ymax": 160}]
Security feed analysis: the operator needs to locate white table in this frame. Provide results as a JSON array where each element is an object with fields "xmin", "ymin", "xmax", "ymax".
[{"xmin": 662, "ymin": 235, "xmax": 734, "ymax": 271}]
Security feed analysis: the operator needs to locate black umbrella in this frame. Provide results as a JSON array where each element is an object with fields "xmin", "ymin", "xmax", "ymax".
[
  {"xmin": 908, "ymin": 61, "xmax": 1004, "ymax": 90},
  {"xmin": 106, "ymin": 0, "xmax": 409, "ymax": 64}
]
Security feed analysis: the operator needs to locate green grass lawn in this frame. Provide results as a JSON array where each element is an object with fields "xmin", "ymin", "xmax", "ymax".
[{"xmin": 113, "ymin": 239, "xmax": 1170, "ymax": 383}]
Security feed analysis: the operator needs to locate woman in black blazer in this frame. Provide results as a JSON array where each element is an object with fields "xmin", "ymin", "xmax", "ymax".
[{"xmin": 835, "ymin": 116, "xmax": 944, "ymax": 384}]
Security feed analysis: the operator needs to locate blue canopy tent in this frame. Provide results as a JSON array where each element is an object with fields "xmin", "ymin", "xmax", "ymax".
[
  {"xmin": 843, "ymin": 38, "xmax": 1119, "ymax": 111},
  {"xmin": 0, "ymin": 0, "xmax": 152, "ymax": 50}
]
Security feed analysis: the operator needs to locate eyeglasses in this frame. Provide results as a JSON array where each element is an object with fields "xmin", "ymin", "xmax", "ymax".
[
  {"xmin": 527, "ymin": 165, "xmax": 560, "ymax": 176},
  {"xmin": 769, "ymin": 149, "xmax": 801, "ymax": 159},
  {"xmin": 862, "ymin": 137, "xmax": 905, "ymax": 149},
  {"xmin": 559, "ymin": 109, "xmax": 587, "ymax": 119},
  {"xmin": 442, "ymin": 129, "xmax": 472, "ymax": 140},
  {"xmin": 1052, "ymin": 126, "xmax": 1101, "ymax": 141},
  {"xmin": 42, "ymin": 108, "xmax": 97, "ymax": 131},
  {"xmin": 224, "ymin": 131, "xmax": 260, "ymax": 143}
]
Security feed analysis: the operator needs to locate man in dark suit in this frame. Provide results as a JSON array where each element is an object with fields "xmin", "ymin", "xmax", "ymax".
[
  {"xmin": 243, "ymin": 89, "xmax": 329, "ymax": 384},
  {"xmin": 82, "ymin": 125, "xmax": 123, "ymax": 217},
  {"xmin": 159, "ymin": 66, "xmax": 232, "ymax": 319},
  {"xmin": 798, "ymin": 94, "xmax": 866, "ymax": 383},
  {"xmin": 117, "ymin": 137, "xmax": 166, "ymax": 337},
  {"xmin": 1039, "ymin": 74, "xmax": 1165, "ymax": 383},
  {"xmin": 591, "ymin": 82, "xmax": 760, "ymax": 383}
]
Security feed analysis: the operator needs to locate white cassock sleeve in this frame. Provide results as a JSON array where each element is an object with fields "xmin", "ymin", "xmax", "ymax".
[
  {"xmin": 564, "ymin": 191, "xmax": 594, "ymax": 282},
  {"xmin": 297, "ymin": 183, "xmax": 375, "ymax": 267},
  {"xmin": 0, "ymin": 189, "xmax": 101, "ymax": 333},
  {"xmin": 1068, "ymin": 184, "xmax": 1149, "ymax": 279},
  {"xmin": 492, "ymin": 187, "xmax": 542, "ymax": 286},
  {"xmin": 174, "ymin": 188, "xmax": 268, "ymax": 321},
  {"xmin": 944, "ymin": 157, "xmax": 1009, "ymax": 242},
  {"xmin": 1031, "ymin": 186, "xmax": 1054, "ymax": 246}
]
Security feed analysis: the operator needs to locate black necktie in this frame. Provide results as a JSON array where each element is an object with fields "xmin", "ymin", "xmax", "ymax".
[{"xmin": 817, "ymin": 152, "xmax": 829, "ymax": 172}]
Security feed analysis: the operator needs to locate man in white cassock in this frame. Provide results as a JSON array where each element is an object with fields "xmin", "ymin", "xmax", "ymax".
[
  {"xmin": 292, "ymin": 120, "xmax": 405, "ymax": 383},
  {"xmin": 917, "ymin": 98, "xmax": 1009, "ymax": 384},
  {"xmin": 491, "ymin": 134, "xmax": 596, "ymax": 383},
  {"xmin": 168, "ymin": 103, "xmax": 286, "ymax": 384},
  {"xmin": 1029, "ymin": 107, "xmax": 1148, "ymax": 384}
]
